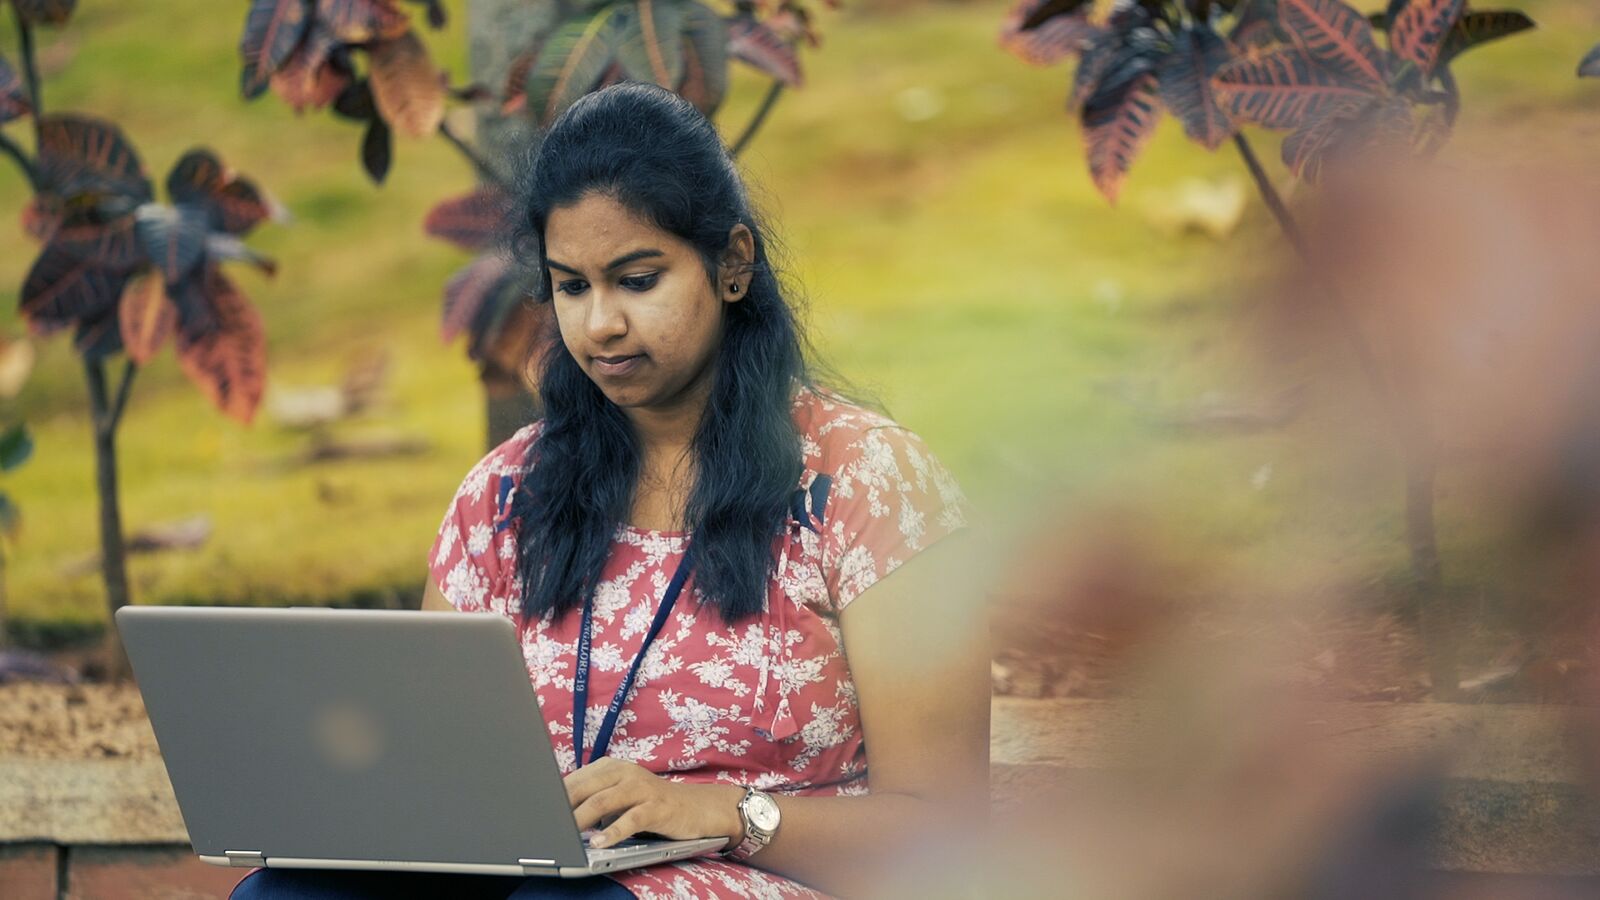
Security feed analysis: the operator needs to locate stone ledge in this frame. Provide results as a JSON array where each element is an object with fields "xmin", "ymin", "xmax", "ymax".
[{"xmin": 991, "ymin": 698, "xmax": 1600, "ymax": 876}]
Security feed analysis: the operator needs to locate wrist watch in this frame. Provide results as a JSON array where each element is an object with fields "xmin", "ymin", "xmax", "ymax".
[{"xmin": 722, "ymin": 786, "xmax": 780, "ymax": 861}]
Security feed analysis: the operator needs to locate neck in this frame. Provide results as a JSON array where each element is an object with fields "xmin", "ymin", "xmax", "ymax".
[{"xmin": 625, "ymin": 366, "xmax": 714, "ymax": 462}]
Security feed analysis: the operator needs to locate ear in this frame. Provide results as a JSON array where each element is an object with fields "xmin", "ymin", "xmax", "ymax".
[{"xmin": 717, "ymin": 223, "xmax": 756, "ymax": 303}]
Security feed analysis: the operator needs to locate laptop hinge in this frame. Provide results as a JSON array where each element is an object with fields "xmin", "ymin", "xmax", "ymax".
[
  {"xmin": 519, "ymin": 857, "xmax": 560, "ymax": 876},
  {"xmin": 224, "ymin": 850, "xmax": 266, "ymax": 868}
]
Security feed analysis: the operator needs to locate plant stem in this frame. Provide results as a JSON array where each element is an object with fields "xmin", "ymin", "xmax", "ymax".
[
  {"xmin": 439, "ymin": 120, "xmax": 509, "ymax": 190},
  {"xmin": 1232, "ymin": 130, "xmax": 1458, "ymax": 697},
  {"xmin": 0, "ymin": 129, "xmax": 36, "ymax": 188},
  {"xmin": 731, "ymin": 79, "xmax": 784, "ymax": 158},
  {"xmin": 108, "ymin": 360, "xmax": 137, "ymax": 431},
  {"xmin": 12, "ymin": 5, "xmax": 42, "ymax": 142},
  {"xmin": 84, "ymin": 358, "xmax": 132, "ymax": 677}
]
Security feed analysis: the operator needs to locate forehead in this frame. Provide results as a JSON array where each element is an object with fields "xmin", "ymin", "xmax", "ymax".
[{"xmin": 544, "ymin": 193, "xmax": 679, "ymax": 265}]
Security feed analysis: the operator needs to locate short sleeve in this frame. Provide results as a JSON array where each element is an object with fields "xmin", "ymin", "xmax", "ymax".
[
  {"xmin": 820, "ymin": 425, "xmax": 969, "ymax": 613},
  {"xmin": 427, "ymin": 423, "xmax": 540, "ymax": 615}
]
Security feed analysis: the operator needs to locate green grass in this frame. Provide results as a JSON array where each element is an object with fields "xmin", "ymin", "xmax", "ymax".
[{"xmin": 0, "ymin": 1, "xmax": 1596, "ymax": 641}]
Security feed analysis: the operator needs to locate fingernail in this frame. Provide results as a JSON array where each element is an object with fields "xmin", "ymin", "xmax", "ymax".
[{"xmin": 590, "ymin": 835, "xmax": 607, "ymax": 848}]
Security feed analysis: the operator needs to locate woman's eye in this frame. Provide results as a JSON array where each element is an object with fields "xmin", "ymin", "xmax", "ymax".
[
  {"xmin": 555, "ymin": 279, "xmax": 586, "ymax": 297},
  {"xmin": 621, "ymin": 273, "xmax": 659, "ymax": 292}
]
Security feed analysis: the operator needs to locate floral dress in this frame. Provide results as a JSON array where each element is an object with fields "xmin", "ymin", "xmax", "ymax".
[{"xmin": 428, "ymin": 387, "xmax": 969, "ymax": 899}]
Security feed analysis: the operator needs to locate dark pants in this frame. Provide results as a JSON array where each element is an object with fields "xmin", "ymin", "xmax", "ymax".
[{"xmin": 229, "ymin": 867, "xmax": 635, "ymax": 899}]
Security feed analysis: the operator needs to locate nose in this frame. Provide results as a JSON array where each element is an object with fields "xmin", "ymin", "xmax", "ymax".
[{"xmin": 583, "ymin": 286, "xmax": 627, "ymax": 345}]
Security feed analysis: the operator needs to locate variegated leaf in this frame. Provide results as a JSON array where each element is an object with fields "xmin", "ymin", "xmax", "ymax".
[
  {"xmin": 134, "ymin": 204, "xmax": 210, "ymax": 286},
  {"xmin": 269, "ymin": 23, "xmax": 349, "ymax": 112},
  {"xmin": 35, "ymin": 115, "xmax": 152, "ymax": 205},
  {"xmin": 1084, "ymin": 70, "xmax": 1162, "ymax": 204},
  {"xmin": 1157, "ymin": 26, "xmax": 1235, "ymax": 150},
  {"xmin": 240, "ymin": 0, "xmax": 311, "ymax": 99},
  {"xmin": 369, "ymin": 31, "xmax": 446, "ymax": 137},
  {"xmin": 999, "ymin": 0, "xmax": 1098, "ymax": 67},
  {"xmin": 1278, "ymin": 0, "xmax": 1389, "ymax": 90},
  {"xmin": 679, "ymin": 1, "xmax": 730, "ymax": 115},
  {"xmin": 0, "ymin": 54, "xmax": 30, "ymax": 124},
  {"xmin": 1437, "ymin": 11, "xmax": 1533, "ymax": 69},
  {"xmin": 168, "ymin": 149, "xmax": 276, "ymax": 238},
  {"xmin": 442, "ymin": 254, "xmax": 516, "ymax": 344},
  {"xmin": 1580, "ymin": 43, "xmax": 1600, "ymax": 78},
  {"xmin": 176, "ymin": 268, "xmax": 267, "ymax": 424},
  {"xmin": 20, "ymin": 243, "xmax": 125, "ymax": 330},
  {"xmin": 316, "ymin": 0, "xmax": 409, "ymax": 45},
  {"xmin": 74, "ymin": 306, "xmax": 123, "ymax": 362},
  {"xmin": 1020, "ymin": 0, "xmax": 1093, "ymax": 29},
  {"xmin": 1214, "ymin": 47, "xmax": 1375, "ymax": 130},
  {"xmin": 523, "ymin": 8, "xmax": 624, "ymax": 126},
  {"xmin": 118, "ymin": 273, "xmax": 176, "ymax": 365},
  {"xmin": 13, "ymin": 0, "xmax": 76, "ymax": 26},
  {"xmin": 361, "ymin": 117, "xmax": 392, "ymax": 184},
  {"xmin": 1390, "ymin": 0, "xmax": 1463, "ymax": 77},
  {"xmin": 727, "ymin": 15, "xmax": 801, "ymax": 87},
  {"xmin": 615, "ymin": 0, "xmax": 686, "ymax": 88},
  {"xmin": 424, "ymin": 189, "xmax": 511, "ymax": 253}
]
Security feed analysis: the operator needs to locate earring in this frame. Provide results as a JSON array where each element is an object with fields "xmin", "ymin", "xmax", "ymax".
[{"xmin": 729, "ymin": 284, "xmax": 740, "ymax": 294}]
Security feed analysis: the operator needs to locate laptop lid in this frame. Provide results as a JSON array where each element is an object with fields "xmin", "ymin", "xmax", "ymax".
[{"xmin": 117, "ymin": 606, "xmax": 591, "ymax": 869}]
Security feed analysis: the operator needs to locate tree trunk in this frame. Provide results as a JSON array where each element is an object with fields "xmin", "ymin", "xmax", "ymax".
[{"xmin": 468, "ymin": 0, "xmax": 559, "ymax": 449}]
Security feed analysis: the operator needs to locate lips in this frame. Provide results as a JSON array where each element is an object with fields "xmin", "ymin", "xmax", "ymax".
[{"xmin": 592, "ymin": 354, "xmax": 644, "ymax": 376}]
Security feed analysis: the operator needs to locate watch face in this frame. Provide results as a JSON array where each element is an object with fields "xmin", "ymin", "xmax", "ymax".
[{"xmin": 748, "ymin": 793, "xmax": 781, "ymax": 831}]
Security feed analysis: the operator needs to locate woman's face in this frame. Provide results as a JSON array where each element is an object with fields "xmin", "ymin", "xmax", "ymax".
[{"xmin": 544, "ymin": 192, "xmax": 751, "ymax": 417}]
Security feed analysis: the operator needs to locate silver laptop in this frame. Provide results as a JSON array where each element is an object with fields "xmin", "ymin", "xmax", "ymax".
[{"xmin": 117, "ymin": 606, "xmax": 726, "ymax": 877}]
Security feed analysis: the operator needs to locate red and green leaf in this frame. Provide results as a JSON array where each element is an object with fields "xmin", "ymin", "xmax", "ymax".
[
  {"xmin": 442, "ymin": 254, "xmax": 515, "ymax": 344},
  {"xmin": 35, "ymin": 115, "xmax": 151, "ymax": 204},
  {"xmin": 0, "ymin": 55, "xmax": 30, "ymax": 124},
  {"xmin": 117, "ymin": 273, "xmax": 176, "ymax": 365},
  {"xmin": 1083, "ymin": 69, "xmax": 1163, "ymax": 204},
  {"xmin": 523, "ymin": 9, "xmax": 624, "ymax": 126},
  {"xmin": 48, "ymin": 215, "xmax": 145, "ymax": 271},
  {"xmin": 12, "ymin": 0, "xmax": 76, "ymax": 26},
  {"xmin": 168, "ymin": 149, "xmax": 275, "ymax": 237},
  {"xmin": 1020, "ymin": 0, "xmax": 1094, "ymax": 30},
  {"xmin": 134, "ymin": 204, "xmax": 210, "ymax": 286},
  {"xmin": 424, "ymin": 189, "xmax": 511, "ymax": 252},
  {"xmin": 1214, "ymin": 47, "xmax": 1375, "ymax": 130},
  {"xmin": 175, "ymin": 269, "xmax": 267, "ymax": 424},
  {"xmin": 74, "ymin": 307, "xmax": 123, "ymax": 362},
  {"xmin": 679, "ymin": 1, "xmax": 730, "ymax": 115},
  {"xmin": 315, "ymin": 0, "xmax": 409, "ymax": 45},
  {"xmin": 1437, "ymin": 11, "xmax": 1533, "ymax": 68},
  {"xmin": 20, "ymin": 244, "xmax": 125, "ymax": 330},
  {"xmin": 727, "ymin": 16, "xmax": 802, "ymax": 87},
  {"xmin": 615, "ymin": 0, "xmax": 686, "ymax": 88},
  {"xmin": 999, "ymin": 0, "xmax": 1098, "ymax": 68},
  {"xmin": 1579, "ymin": 43, "xmax": 1600, "ymax": 78},
  {"xmin": 240, "ymin": 0, "xmax": 311, "ymax": 100},
  {"xmin": 269, "ymin": 24, "xmax": 349, "ymax": 112},
  {"xmin": 1278, "ymin": 0, "xmax": 1389, "ymax": 91},
  {"xmin": 1157, "ymin": 26, "xmax": 1235, "ymax": 150},
  {"xmin": 1230, "ymin": 0, "xmax": 1283, "ymax": 50},
  {"xmin": 1282, "ymin": 96, "xmax": 1411, "ymax": 182},
  {"xmin": 1389, "ymin": 0, "xmax": 1463, "ymax": 77},
  {"xmin": 369, "ymin": 31, "xmax": 446, "ymax": 137}
]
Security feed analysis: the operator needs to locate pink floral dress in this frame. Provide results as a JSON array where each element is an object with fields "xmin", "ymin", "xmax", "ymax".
[{"xmin": 428, "ymin": 387, "xmax": 968, "ymax": 899}]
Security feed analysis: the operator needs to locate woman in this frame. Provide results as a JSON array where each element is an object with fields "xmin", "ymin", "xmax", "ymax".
[{"xmin": 234, "ymin": 81, "xmax": 988, "ymax": 899}]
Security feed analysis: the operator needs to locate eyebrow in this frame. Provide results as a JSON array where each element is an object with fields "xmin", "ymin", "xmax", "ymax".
[{"xmin": 545, "ymin": 248, "xmax": 665, "ymax": 276}]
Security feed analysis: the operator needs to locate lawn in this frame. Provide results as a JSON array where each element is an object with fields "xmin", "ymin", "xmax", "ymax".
[{"xmin": 0, "ymin": 0, "xmax": 1596, "ymax": 643}]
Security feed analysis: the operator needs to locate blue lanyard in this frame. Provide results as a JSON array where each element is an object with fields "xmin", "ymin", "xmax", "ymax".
[{"xmin": 572, "ymin": 545, "xmax": 694, "ymax": 768}]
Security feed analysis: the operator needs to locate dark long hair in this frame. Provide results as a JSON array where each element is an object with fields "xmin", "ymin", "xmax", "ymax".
[{"xmin": 505, "ymin": 81, "xmax": 827, "ymax": 627}]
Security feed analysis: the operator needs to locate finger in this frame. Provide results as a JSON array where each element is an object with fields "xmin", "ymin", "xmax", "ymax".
[
  {"xmin": 590, "ymin": 802, "xmax": 658, "ymax": 849},
  {"xmin": 572, "ymin": 785, "xmax": 641, "ymax": 833},
  {"xmin": 564, "ymin": 757, "xmax": 625, "ymax": 807}
]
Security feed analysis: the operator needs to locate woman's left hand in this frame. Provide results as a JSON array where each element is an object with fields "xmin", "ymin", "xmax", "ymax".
[{"xmin": 564, "ymin": 756, "xmax": 745, "ymax": 850}]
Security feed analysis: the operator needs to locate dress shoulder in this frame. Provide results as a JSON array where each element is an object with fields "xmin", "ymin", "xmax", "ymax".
[{"xmin": 426, "ymin": 421, "xmax": 544, "ymax": 613}]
